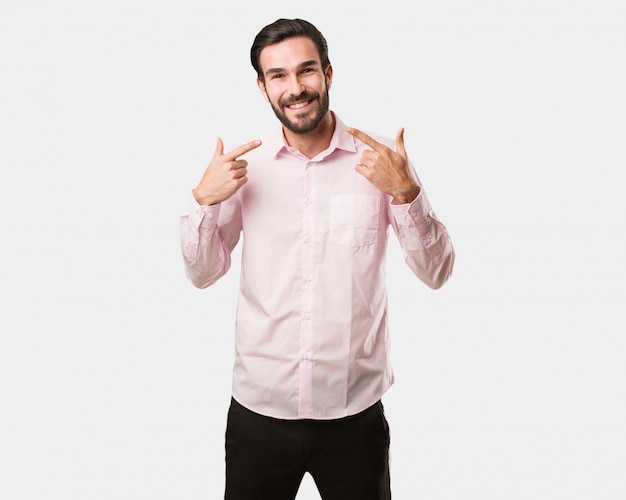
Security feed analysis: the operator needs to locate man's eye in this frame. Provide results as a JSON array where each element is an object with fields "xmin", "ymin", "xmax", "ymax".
[{"xmin": 271, "ymin": 74, "xmax": 283, "ymax": 79}]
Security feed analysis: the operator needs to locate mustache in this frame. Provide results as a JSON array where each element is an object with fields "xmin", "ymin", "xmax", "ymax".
[{"xmin": 280, "ymin": 91, "xmax": 319, "ymax": 107}]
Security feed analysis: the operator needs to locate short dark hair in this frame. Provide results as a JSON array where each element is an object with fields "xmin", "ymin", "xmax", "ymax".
[{"xmin": 251, "ymin": 18, "xmax": 331, "ymax": 82}]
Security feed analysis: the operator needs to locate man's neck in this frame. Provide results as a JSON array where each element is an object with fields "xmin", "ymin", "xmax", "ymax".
[{"xmin": 283, "ymin": 112, "xmax": 335, "ymax": 159}]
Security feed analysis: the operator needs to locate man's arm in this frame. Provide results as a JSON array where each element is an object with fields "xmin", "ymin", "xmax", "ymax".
[
  {"xmin": 348, "ymin": 127, "xmax": 455, "ymax": 289},
  {"xmin": 180, "ymin": 196, "xmax": 241, "ymax": 289},
  {"xmin": 388, "ymin": 187, "xmax": 455, "ymax": 289},
  {"xmin": 179, "ymin": 137, "xmax": 261, "ymax": 289}
]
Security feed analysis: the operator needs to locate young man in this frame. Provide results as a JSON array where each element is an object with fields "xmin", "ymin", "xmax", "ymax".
[{"xmin": 180, "ymin": 18, "xmax": 455, "ymax": 499}]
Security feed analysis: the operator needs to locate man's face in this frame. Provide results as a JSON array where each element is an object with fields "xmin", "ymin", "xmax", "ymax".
[{"xmin": 257, "ymin": 36, "xmax": 332, "ymax": 134}]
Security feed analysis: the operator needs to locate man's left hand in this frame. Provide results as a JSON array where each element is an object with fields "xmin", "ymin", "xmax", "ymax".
[{"xmin": 348, "ymin": 127, "xmax": 421, "ymax": 204}]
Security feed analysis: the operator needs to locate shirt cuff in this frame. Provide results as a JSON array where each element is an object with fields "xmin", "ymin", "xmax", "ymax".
[
  {"xmin": 188, "ymin": 193, "xmax": 221, "ymax": 230},
  {"xmin": 390, "ymin": 191, "xmax": 432, "ymax": 227}
]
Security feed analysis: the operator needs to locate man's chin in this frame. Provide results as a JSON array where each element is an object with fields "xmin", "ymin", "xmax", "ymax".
[
  {"xmin": 287, "ymin": 121, "xmax": 318, "ymax": 134},
  {"xmin": 281, "ymin": 115, "xmax": 316, "ymax": 134}
]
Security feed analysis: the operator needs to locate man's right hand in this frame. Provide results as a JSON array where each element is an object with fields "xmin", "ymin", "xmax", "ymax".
[{"xmin": 192, "ymin": 137, "xmax": 262, "ymax": 206}]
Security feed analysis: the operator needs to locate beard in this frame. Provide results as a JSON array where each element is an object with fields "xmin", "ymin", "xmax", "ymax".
[{"xmin": 268, "ymin": 86, "xmax": 330, "ymax": 135}]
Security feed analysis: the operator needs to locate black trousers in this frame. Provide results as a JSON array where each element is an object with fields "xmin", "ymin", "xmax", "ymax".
[{"xmin": 224, "ymin": 398, "xmax": 392, "ymax": 499}]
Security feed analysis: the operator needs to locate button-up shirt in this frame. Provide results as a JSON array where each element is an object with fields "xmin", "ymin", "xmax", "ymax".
[{"xmin": 180, "ymin": 114, "xmax": 455, "ymax": 420}]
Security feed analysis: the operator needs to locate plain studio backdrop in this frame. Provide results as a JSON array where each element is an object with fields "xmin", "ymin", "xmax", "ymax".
[{"xmin": 1, "ymin": 1, "xmax": 624, "ymax": 499}]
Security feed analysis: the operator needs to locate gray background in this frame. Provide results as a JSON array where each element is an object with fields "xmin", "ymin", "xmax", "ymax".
[{"xmin": 1, "ymin": 0, "xmax": 625, "ymax": 498}]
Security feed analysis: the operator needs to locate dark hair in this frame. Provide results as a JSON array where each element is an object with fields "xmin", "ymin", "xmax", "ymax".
[{"xmin": 251, "ymin": 18, "xmax": 331, "ymax": 82}]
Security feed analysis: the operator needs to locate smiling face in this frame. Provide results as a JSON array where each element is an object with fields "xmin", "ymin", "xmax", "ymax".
[{"xmin": 257, "ymin": 36, "xmax": 333, "ymax": 135}]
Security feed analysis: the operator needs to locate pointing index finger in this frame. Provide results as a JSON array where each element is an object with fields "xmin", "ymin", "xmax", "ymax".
[
  {"xmin": 223, "ymin": 139, "xmax": 262, "ymax": 161},
  {"xmin": 347, "ymin": 127, "xmax": 384, "ymax": 150}
]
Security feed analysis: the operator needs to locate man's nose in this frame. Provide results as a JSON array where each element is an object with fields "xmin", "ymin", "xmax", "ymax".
[{"xmin": 287, "ymin": 75, "xmax": 305, "ymax": 96}]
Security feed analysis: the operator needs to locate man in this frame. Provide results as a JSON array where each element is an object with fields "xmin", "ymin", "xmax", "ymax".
[{"xmin": 180, "ymin": 18, "xmax": 455, "ymax": 499}]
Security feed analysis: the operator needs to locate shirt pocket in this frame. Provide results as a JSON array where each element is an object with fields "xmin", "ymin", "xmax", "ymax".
[{"xmin": 329, "ymin": 195, "xmax": 381, "ymax": 248}]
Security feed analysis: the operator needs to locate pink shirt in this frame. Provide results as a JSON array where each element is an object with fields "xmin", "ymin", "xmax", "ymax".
[{"xmin": 180, "ymin": 114, "xmax": 455, "ymax": 420}]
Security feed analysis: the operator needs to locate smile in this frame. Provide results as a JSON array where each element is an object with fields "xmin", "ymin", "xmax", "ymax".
[{"xmin": 287, "ymin": 100, "xmax": 313, "ymax": 110}]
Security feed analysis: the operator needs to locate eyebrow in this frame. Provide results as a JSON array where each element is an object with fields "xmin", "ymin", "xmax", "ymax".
[{"xmin": 264, "ymin": 60, "xmax": 320, "ymax": 78}]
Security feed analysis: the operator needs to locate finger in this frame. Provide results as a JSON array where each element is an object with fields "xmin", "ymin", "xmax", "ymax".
[
  {"xmin": 212, "ymin": 137, "xmax": 224, "ymax": 159},
  {"xmin": 395, "ymin": 128, "xmax": 407, "ymax": 158},
  {"xmin": 230, "ymin": 159, "xmax": 249, "ymax": 171},
  {"xmin": 354, "ymin": 162, "xmax": 369, "ymax": 178},
  {"xmin": 223, "ymin": 139, "xmax": 262, "ymax": 162},
  {"xmin": 232, "ymin": 166, "xmax": 247, "ymax": 178},
  {"xmin": 347, "ymin": 127, "xmax": 384, "ymax": 151}
]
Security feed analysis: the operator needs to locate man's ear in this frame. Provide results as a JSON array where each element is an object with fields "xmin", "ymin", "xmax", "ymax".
[
  {"xmin": 325, "ymin": 64, "xmax": 333, "ymax": 90},
  {"xmin": 257, "ymin": 78, "xmax": 270, "ymax": 102}
]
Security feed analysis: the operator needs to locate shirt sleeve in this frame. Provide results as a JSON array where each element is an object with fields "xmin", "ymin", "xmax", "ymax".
[
  {"xmin": 388, "ymin": 186, "xmax": 455, "ymax": 290},
  {"xmin": 179, "ymin": 193, "xmax": 242, "ymax": 289}
]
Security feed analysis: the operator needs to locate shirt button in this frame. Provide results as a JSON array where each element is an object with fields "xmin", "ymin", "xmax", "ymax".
[
  {"xmin": 304, "ymin": 236, "xmax": 312, "ymax": 244},
  {"xmin": 302, "ymin": 313, "xmax": 311, "ymax": 321}
]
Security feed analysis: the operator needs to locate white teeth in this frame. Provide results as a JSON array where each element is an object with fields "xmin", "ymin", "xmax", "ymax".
[{"xmin": 288, "ymin": 101, "xmax": 309, "ymax": 110}]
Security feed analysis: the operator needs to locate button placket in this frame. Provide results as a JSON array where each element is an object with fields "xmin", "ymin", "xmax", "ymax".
[{"xmin": 298, "ymin": 162, "xmax": 316, "ymax": 417}]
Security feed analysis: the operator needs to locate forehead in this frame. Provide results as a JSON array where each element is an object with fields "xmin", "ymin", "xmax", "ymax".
[{"xmin": 259, "ymin": 36, "xmax": 321, "ymax": 73}]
